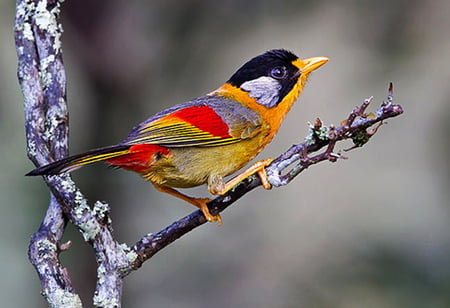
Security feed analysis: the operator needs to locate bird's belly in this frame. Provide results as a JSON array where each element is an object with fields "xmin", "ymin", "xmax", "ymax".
[{"xmin": 142, "ymin": 138, "xmax": 266, "ymax": 188}]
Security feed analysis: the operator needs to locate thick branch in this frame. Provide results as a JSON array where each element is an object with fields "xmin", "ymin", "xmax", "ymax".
[
  {"xmin": 15, "ymin": 1, "xmax": 127, "ymax": 307},
  {"xmin": 15, "ymin": 0, "xmax": 81, "ymax": 306}
]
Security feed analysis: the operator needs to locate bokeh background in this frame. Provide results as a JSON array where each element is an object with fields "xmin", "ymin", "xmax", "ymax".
[{"xmin": 2, "ymin": 0, "xmax": 450, "ymax": 307}]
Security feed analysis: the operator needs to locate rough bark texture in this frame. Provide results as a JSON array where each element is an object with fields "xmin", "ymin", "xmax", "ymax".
[{"xmin": 15, "ymin": 1, "xmax": 403, "ymax": 307}]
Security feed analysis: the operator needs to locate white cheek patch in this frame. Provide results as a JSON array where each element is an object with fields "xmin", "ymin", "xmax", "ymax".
[{"xmin": 241, "ymin": 76, "xmax": 281, "ymax": 108}]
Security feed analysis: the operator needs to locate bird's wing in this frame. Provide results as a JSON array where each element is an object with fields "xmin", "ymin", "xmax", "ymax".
[{"xmin": 123, "ymin": 95, "xmax": 262, "ymax": 147}]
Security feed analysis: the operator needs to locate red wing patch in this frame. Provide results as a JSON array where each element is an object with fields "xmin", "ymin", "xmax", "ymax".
[
  {"xmin": 126, "ymin": 105, "xmax": 242, "ymax": 147},
  {"xmin": 167, "ymin": 106, "xmax": 231, "ymax": 138}
]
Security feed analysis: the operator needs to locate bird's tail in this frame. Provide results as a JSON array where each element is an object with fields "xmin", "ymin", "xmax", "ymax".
[{"xmin": 26, "ymin": 145, "xmax": 131, "ymax": 176}]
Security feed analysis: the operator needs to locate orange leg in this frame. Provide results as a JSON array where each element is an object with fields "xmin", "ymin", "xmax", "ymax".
[
  {"xmin": 209, "ymin": 158, "xmax": 274, "ymax": 195},
  {"xmin": 153, "ymin": 183, "xmax": 222, "ymax": 225}
]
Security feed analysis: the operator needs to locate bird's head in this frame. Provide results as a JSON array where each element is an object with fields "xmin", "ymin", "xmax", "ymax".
[{"xmin": 226, "ymin": 49, "xmax": 328, "ymax": 108}]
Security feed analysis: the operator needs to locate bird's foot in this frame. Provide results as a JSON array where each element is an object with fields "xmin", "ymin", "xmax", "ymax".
[
  {"xmin": 209, "ymin": 158, "xmax": 274, "ymax": 195},
  {"xmin": 255, "ymin": 158, "xmax": 274, "ymax": 190},
  {"xmin": 194, "ymin": 198, "xmax": 222, "ymax": 226}
]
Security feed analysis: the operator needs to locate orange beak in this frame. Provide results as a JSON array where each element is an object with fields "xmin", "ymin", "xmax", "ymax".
[{"xmin": 297, "ymin": 56, "xmax": 329, "ymax": 74}]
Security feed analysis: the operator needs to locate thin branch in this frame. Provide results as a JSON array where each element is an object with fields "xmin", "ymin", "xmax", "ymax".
[{"xmin": 128, "ymin": 85, "xmax": 403, "ymax": 271}]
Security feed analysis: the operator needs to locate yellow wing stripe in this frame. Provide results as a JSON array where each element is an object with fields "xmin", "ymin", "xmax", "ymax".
[
  {"xmin": 65, "ymin": 150, "xmax": 130, "ymax": 171},
  {"xmin": 129, "ymin": 120, "xmax": 240, "ymax": 147}
]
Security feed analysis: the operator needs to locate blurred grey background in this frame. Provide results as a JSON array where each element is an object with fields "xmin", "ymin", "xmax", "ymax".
[{"xmin": 2, "ymin": 0, "xmax": 450, "ymax": 307}]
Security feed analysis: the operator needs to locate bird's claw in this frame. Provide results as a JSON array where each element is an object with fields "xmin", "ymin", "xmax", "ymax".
[{"xmin": 197, "ymin": 198, "xmax": 222, "ymax": 226}]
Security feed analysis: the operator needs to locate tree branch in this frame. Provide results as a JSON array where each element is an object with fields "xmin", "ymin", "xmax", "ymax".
[
  {"xmin": 15, "ymin": 0, "xmax": 403, "ymax": 306},
  {"xmin": 128, "ymin": 84, "xmax": 403, "ymax": 271},
  {"xmin": 15, "ymin": 0, "xmax": 128, "ymax": 307},
  {"xmin": 15, "ymin": 0, "xmax": 81, "ymax": 306}
]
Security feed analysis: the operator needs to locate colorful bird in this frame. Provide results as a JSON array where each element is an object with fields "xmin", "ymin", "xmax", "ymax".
[{"xmin": 27, "ymin": 49, "xmax": 328, "ymax": 224}]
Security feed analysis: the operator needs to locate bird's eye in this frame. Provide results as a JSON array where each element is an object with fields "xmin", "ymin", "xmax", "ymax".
[{"xmin": 270, "ymin": 66, "xmax": 287, "ymax": 79}]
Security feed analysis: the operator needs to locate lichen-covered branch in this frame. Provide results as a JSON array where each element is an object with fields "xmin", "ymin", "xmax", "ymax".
[
  {"xmin": 15, "ymin": 0, "xmax": 127, "ymax": 307},
  {"xmin": 15, "ymin": 0, "xmax": 81, "ymax": 306},
  {"xmin": 16, "ymin": 0, "xmax": 403, "ymax": 307}
]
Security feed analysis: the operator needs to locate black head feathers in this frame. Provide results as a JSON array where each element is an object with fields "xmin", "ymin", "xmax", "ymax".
[{"xmin": 227, "ymin": 49, "xmax": 299, "ymax": 87}]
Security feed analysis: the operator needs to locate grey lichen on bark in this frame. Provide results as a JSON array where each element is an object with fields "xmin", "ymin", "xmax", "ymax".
[{"xmin": 15, "ymin": 0, "xmax": 129, "ymax": 307}]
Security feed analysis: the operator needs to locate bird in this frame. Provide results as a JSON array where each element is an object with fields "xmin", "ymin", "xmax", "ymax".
[{"xmin": 27, "ymin": 49, "xmax": 328, "ymax": 224}]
